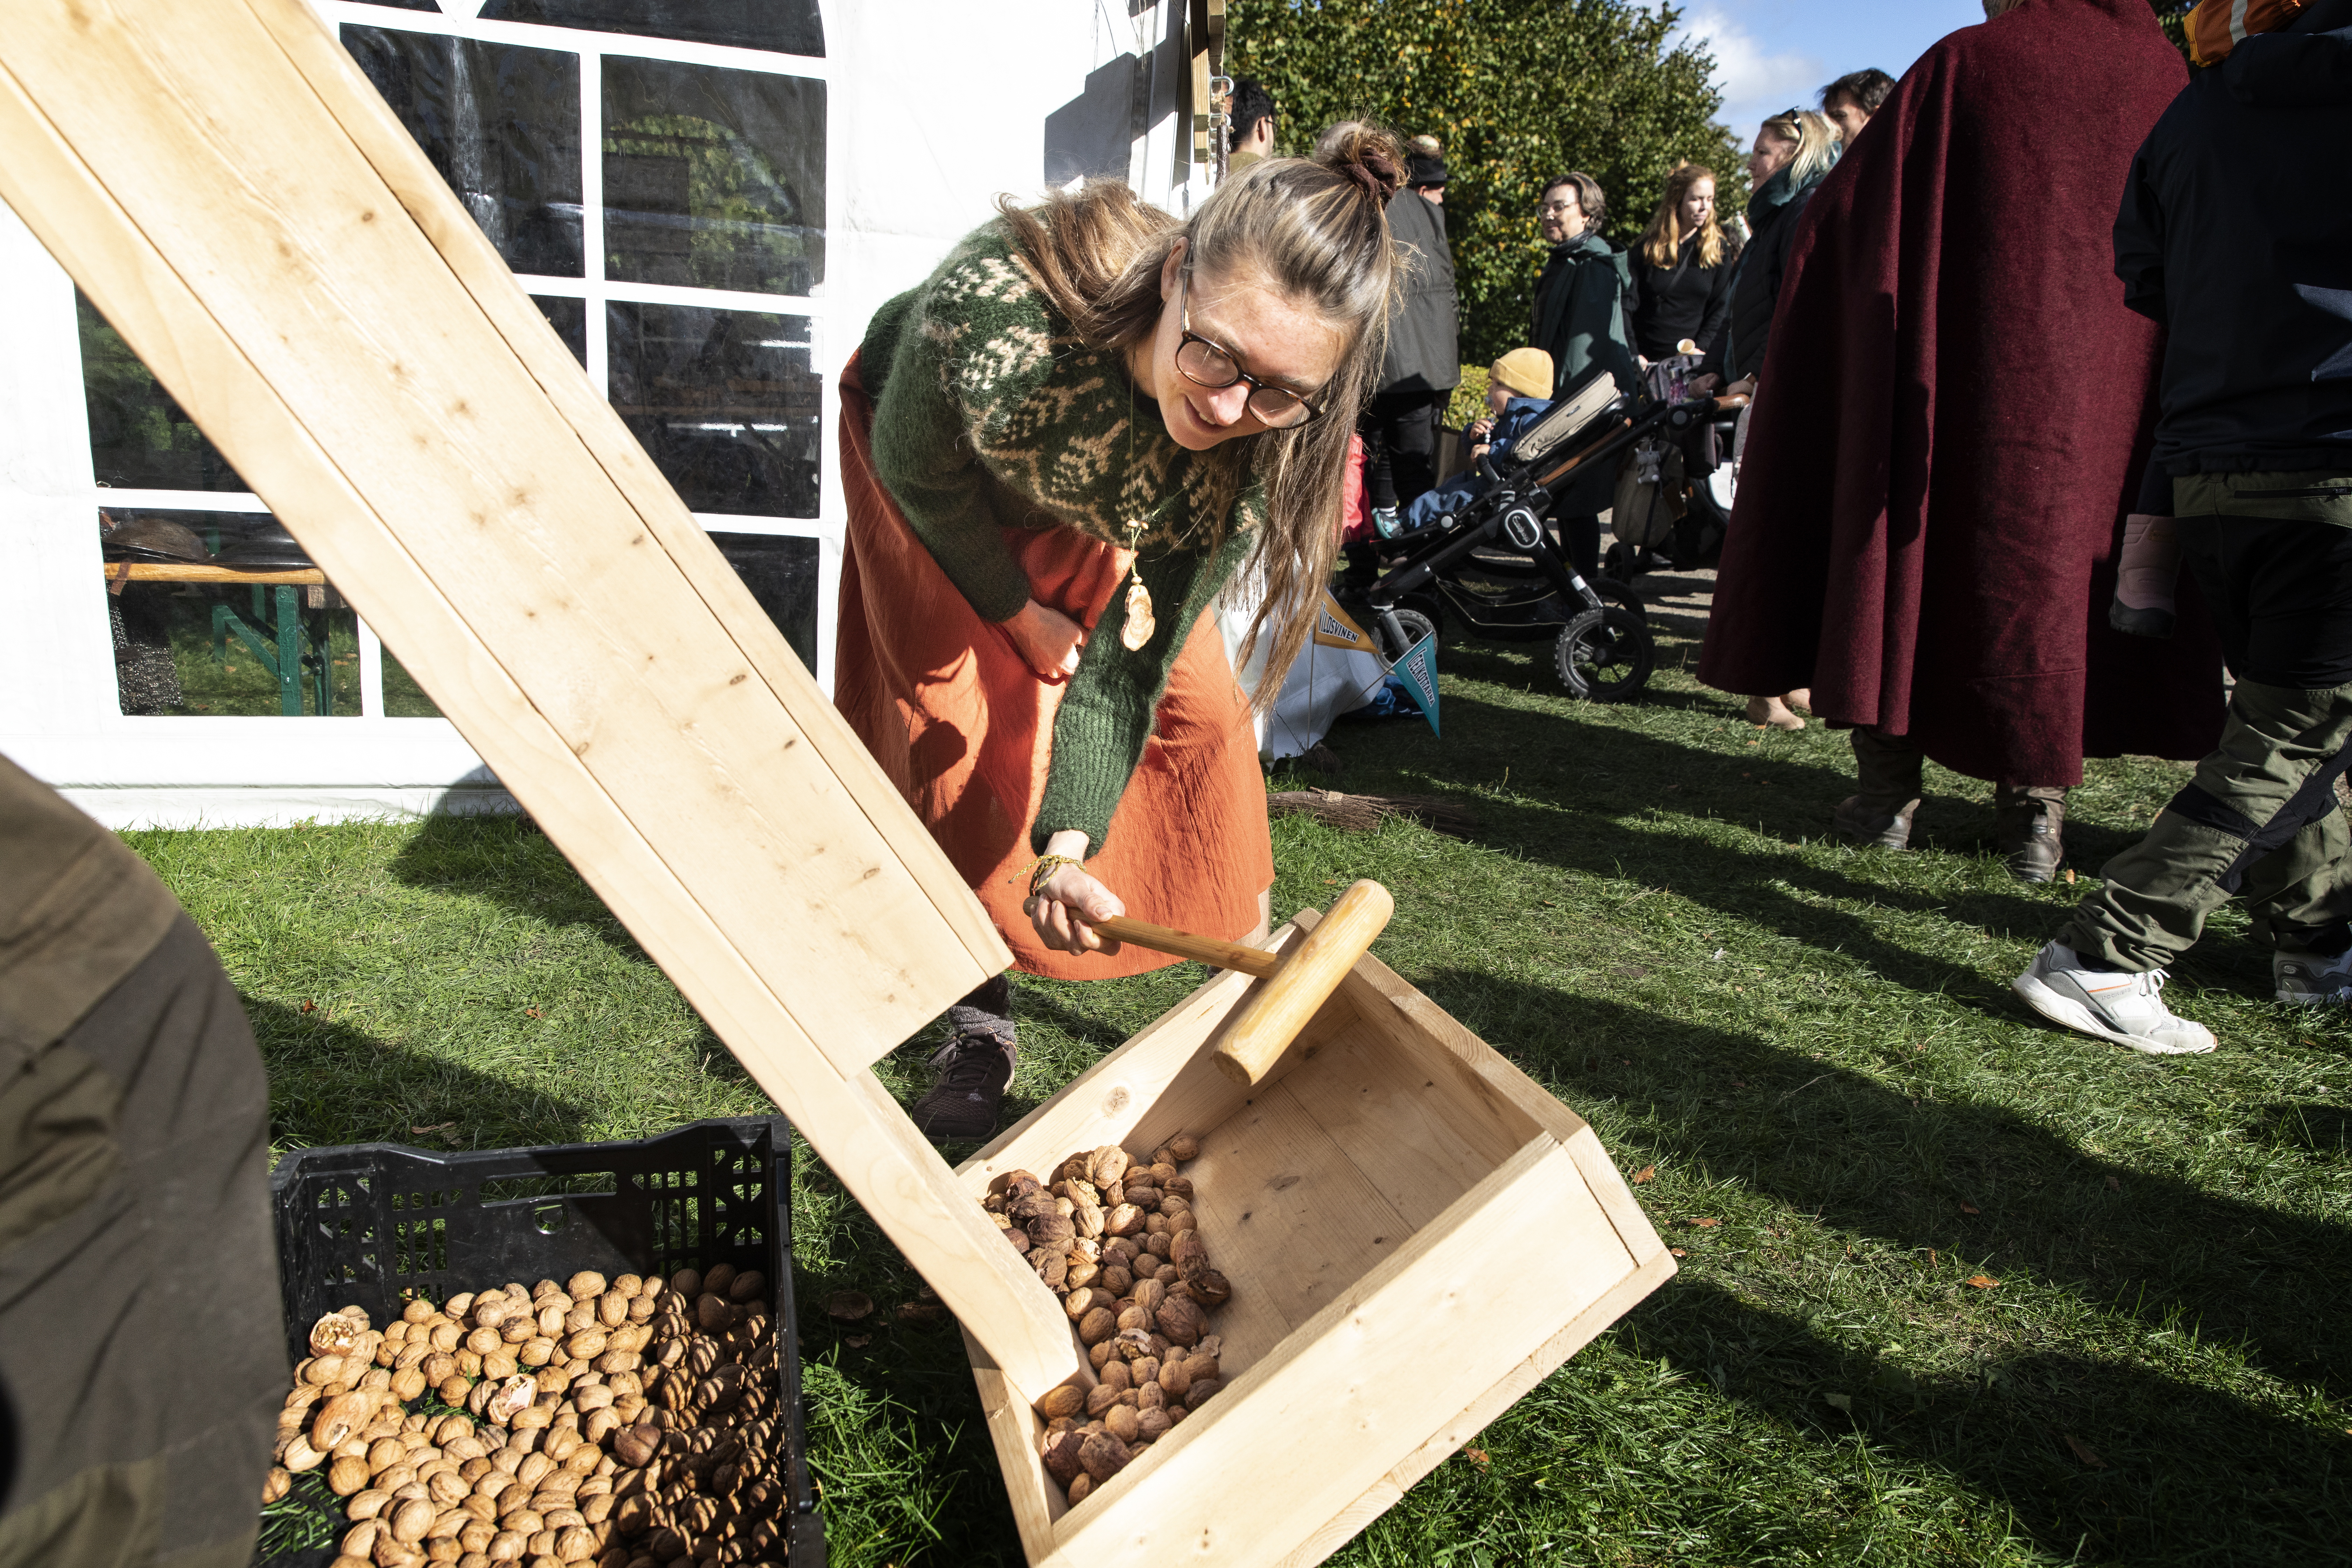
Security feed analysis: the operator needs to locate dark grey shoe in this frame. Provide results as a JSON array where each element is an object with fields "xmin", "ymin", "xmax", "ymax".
[
  {"xmin": 1834, "ymin": 793, "xmax": 1918, "ymax": 848},
  {"xmin": 1995, "ymin": 785, "xmax": 2067, "ymax": 883},
  {"xmin": 1836, "ymin": 727, "xmax": 1925, "ymax": 848},
  {"xmin": 910, "ymin": 1029, "xmax": 1015, "ymax": 1140}
]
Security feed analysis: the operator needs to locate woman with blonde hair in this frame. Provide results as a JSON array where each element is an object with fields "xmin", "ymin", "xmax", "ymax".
[
  {"xmin": 1694, "ymin": 108, "xmax": 1840, "ymax": 730},
  {"xmin": 836, "ymin": 130, "xmax": 1405, "ymax": 1137},
  {"xmin": 1695, "ymin": 109, "xmax": 1840, "ymax": 396},
  {"xmin": 1629, "ymin": 162, "xmax": 1737, "ymax": 362}
]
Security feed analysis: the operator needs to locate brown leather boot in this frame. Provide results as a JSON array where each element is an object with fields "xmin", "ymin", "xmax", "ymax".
[
  {"xmin": 1995, "ymin": 785, "xmax": 2067, "ymax": 882},
  {"xmin": 1834, "ymin": 727, "xmax": 1924, "ymax": 848}
]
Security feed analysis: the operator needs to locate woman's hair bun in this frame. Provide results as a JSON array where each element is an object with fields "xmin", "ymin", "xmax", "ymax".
[{"xmin": 1310, "ymin": 120, "xmax": 1405, "ymax": 205}]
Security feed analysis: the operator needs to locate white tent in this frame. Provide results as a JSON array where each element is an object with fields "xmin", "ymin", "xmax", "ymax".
[{"xmin": 2, "ymin": 0, "xmax": 1224, "ymax": 826}]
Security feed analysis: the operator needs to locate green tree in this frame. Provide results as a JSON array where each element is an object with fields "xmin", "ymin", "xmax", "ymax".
[{"xmin": 1227, "ymin": 0, "xmax": 1741, "ymax": 364}]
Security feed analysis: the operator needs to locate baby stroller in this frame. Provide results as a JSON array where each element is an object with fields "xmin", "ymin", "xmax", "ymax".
[
  {"xmin": 1336, "ymin": 370, "xmax": 1749, "ymax": 701},
  {"xmin": 1603, "ymin": 355, "xmax": 1742, "ymax": 580}
]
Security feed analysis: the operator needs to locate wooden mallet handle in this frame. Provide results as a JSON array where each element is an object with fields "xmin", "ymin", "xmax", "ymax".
[
  {"xmin": 1090, "ymin": 883, "xmax": 1394, "ymax": 1086},
  {"xmin": 1092, "ymin": 916, "xmax": 1281, "ymax": 978}
]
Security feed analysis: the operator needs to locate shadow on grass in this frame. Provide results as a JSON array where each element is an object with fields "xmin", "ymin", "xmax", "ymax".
[
  {"xmin": 1352, "ymin": 689, "xmax": 2273, "ymax": 1023},
  {"xmin": 386, "ymin": 812, "xmax": 638, "ymax": 950},
  {"xmin": 1630, "ymin": 1279, "xmax": 2352, "ymax": 1564},
  {"xmin": 1417, "ymin": 972, "xmax": 2352, "ymax": 1399},
  {"xmin": 249, "ymin": 996, "xmax": 595, "ymax": 1155}
]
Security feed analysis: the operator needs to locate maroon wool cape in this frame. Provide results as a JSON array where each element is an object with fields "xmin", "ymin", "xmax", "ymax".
[{"xmin": 1696, "ymin": 0, "xmax": 2226, "ymax": 786}]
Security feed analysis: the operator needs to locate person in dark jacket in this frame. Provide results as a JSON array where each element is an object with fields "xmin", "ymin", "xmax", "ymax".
[
  {"xmin": 1695, "ymin": 109, "xmax": 1840, "ymax": 392},
  {"xmin": 1820, "ymin": 67, "xmax": 1897, "ymax": 146},
  {"xmin": 1529, "ymin": 171, "xmax": 1642, "ymax": 577},
  {"xmin": 1358, "ymin": 132, "xmax": 1460, "ymax": 523},
  {"xmin": 1629, "ymin": 162, "xmax": 1737, "ymax": 361},
  {"xmin": 0, "ymin": 753, "xmax": 286, "ymax": 1564},
  {"xmin": 2016, "ymin": 0, "xmax": 2352, "ymax": 1055}
]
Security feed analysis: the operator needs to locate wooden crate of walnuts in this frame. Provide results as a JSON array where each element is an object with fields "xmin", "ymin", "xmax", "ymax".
[
  {"xmin": 269, "ymin": 1266, "xmax": 794, "ymax": 1568},
  {"xmin": 981, "ymin": 1135, "xmax": 1224, "ymax": 1505},
  {"xmin": 954, "ymin": 911, "xmax": 1676, "ymax": 1568}
]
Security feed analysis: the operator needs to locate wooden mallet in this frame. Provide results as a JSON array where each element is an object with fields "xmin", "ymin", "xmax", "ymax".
[{"xmin": 1094, "ymin": 880, "xmax": 1395, "ymax": 1085}]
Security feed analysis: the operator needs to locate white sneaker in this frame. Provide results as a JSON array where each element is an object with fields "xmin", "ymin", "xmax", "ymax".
[
  {"xmin": 2274, "ymin": 948, "xmax": 2352, "ymax": 1006},
  {"xmin": 2012, "ymin": 941, "xmax": 2218, "ymax": 1055}
]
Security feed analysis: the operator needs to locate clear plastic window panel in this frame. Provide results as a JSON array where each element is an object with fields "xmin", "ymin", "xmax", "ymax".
[
  {"xmin": 606, "ymin": 303, "xmax": 819, "ymax": 517},
  {"xmin": 531, "ymin": 295, "xmax": 589, "ymax": 366},
  {"xmin": 478, "ymin": 0, "xmax": 824, "ymax": 58},
  {"xmin": 708, "ymin": 533, "xmax": 819, "ymax": 670},
  {"xmin": 602, "ymin": 58, "xmax": 825, "ymax": 296},
  {"xmin": 80, "ymin": 291, "xmax": 248, "ymax": 493},
  {"xmin": 341, "ymin": 26, "xmax": 586, "ymax": 278},
  {"xmin": 100, "ymin": 511, "xmax": 361, "ymax": 718}
]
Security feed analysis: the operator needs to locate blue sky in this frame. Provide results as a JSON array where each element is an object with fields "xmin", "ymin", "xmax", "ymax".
[{"xmin": 1669, "ymin": 0, "xmax": 1993, "ymax": 140}]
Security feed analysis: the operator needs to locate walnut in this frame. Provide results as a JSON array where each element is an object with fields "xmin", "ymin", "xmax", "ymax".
[
  {"xmin": 1103, "ymin": 1403, "xmax": 1140, "ymax": 1443},
  {"xmin": 1033, "ymin": 1383, "xmax": 1086, "ymax": 1422},
  {"xmin": 1168, "ymin": 1134, "xmax": 1200, "ymax": 1161},
  {"xmin": 1077, "ymin": 1431, "xmax": 1132, "ymax": 1482},
  {"xmin": 311, "ymin": 1310, "xmax": 369, "ymax": 1358},
  {"xmin": 1185, "ymin": 1269, "xmax": 1233, "ymax": 1307},
  {"xmin": 1067, "ymin": 1471, "xmax": 1094, "ymax": 1505},
  {"xmin": 1042, "ymin": 1429, "xmax": 1086, "ymax": 1485},
  {"xmin": 388, "ymin": 1497, "xmax": 434, "ymax": 1542}
]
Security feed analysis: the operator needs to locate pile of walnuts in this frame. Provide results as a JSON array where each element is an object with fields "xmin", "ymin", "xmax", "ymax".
[
  {"xmin": 267, "ymin": 1264, "xmax": 797, "ymax": 1567},
  {"xmin": 982, "ymin": 1134, "xmax": 1231, "ymax": 1506}
]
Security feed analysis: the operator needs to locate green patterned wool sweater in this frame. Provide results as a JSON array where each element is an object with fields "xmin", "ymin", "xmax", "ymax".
[{"xmin": 862, "ymin": 220, "xmax": 1265, "ymax": 854}]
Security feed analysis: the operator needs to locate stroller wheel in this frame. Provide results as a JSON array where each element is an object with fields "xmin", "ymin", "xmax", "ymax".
[
  {"xmin": 1555, "ymin": 606, "xmax": 1654, "ymax": 702},
  {"xmin": 1375, "ymin": 605, "xmax": 1440, "ymax": 665}
]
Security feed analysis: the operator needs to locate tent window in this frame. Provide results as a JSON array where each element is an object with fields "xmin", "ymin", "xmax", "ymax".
[
  {"xmin": 478, "ymin": 0, "xmax": 824, "ymax": 60},
  {"xmin": 602, "ymin": 59, "xmax": 824, "ymax": 296},
  {"xmin": 607, "ymin": 303, "xmax": 819, "ymax": 518},
  {"xmin": 342, "ymin": 27, "xmax": 587, "ymax": 279}
]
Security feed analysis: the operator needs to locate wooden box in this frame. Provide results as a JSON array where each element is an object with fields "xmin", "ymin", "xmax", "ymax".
[{"xmin": 960, "ymin": 913, "xmax": 1674, "ymax": 1568}]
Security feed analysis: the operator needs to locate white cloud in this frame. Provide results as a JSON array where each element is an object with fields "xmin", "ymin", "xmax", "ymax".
[{"xmin": 1670, "ymin": 5, "xmax": 1825, "ymax": 139}]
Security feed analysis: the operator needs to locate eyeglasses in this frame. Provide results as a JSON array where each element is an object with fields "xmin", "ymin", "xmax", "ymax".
[{"xmin": 1173, "ymin": 272, "xmax": 1323, "ymax": 429}]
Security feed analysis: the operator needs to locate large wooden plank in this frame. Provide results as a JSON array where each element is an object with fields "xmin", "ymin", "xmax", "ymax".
[
  {"xmin": 236, "ymin": 0, "xmax": 1004, "ymax": 981},
  {"xmin": 0, "ymin": 1, "xmax": 1099, "ymax": 1401},
  {"xmin": 1, "ymin": 0, "xmax": 999, "ymax": 1075}
]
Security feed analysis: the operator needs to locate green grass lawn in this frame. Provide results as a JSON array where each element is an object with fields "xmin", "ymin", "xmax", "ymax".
[{"xmin": 129, "ymin": 628, "xmax": 2352, "ymax": 1568}]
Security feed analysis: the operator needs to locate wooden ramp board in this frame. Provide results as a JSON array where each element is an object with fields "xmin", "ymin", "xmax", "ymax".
[{"xmin": 0, "ymin": 0, "xmax": 1100, "ymax": 1402}]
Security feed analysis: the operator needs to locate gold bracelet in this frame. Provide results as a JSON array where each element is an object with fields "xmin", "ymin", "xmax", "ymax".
[{"xmin": 1023, "ymin": 854, "xmax": 1083, "ymax": 899}]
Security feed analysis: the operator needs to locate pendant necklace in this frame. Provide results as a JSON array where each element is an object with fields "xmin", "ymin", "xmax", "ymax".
[
  {"xmin": 1119, "ymin": 377, "xmax": 1163, "ymax": 652},
  {"xmin": 1120, "ymin": 520, "xmax": 1157, "ymax": 651}
]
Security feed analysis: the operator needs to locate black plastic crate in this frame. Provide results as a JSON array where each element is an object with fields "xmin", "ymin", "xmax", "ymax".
[{"xmin": 257, "ymin": 1116, "xmax": 825, "ymax": 1567}]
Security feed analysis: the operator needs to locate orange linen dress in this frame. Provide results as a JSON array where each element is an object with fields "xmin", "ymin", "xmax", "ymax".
[{"xmin": 833, "ymin": 354, "xmax": 1274, "ymax": 980}]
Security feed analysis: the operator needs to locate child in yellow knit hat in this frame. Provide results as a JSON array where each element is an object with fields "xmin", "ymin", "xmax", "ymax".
[{"xmin": 1396, "ymin": 348, "xmax": 1558, "ymax": 536}]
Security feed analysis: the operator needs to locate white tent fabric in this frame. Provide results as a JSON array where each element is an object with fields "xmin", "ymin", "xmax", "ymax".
[{"xmin": 1216, "ymin": 572, "xmax": 1389, "ymax": 762}]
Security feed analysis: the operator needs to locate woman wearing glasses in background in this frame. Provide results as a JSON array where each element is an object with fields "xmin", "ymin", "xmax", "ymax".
[{"xmin": 835, "ymin": 129, "xmax": 1404, "ymax": 1138}]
